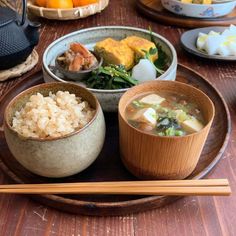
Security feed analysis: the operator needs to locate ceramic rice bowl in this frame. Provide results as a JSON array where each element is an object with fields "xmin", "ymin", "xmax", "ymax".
[{"xmin": 4, "ymin": 83, "xmax": 106, "ymax": 178}]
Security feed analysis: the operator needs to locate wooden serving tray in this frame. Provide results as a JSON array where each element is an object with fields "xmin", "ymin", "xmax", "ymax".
[
  {"xmin": 0, "ymin": 64, "xmax": 231, "ymax": 216},
  {"xmin": 137, "ymin": 0, "xmax": 236, "ymax": 28}
]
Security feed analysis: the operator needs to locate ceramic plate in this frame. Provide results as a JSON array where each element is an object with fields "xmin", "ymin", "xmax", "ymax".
[{"xmin": 181, "ymin": 27, "xmax": 236, "ymax": 61}]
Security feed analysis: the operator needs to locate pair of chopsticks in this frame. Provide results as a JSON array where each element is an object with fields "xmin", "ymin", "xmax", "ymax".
[{"xmin": 0, "ymin": 179, "xmax": 231, "ymax": 196}]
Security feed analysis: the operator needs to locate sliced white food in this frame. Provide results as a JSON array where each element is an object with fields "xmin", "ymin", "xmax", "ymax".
[
  {"xmin": 131, "ymin": 108, "xmax": 157, "ymax": 126},
  {"xmin": 181, "ymin": 118, "xmax": 204, "ymax": 134},
  {"xmin": 208, "ymin": 31, "xmax": 220, "ymax": 36},
  {"xmin": 226, "ymin": 35, "xmax": 236, "ymax": 43},
  {"xmin": 132, "ymin": 59, "xmax": 156, "ymax": 83},
  {"xmin": 228, "ymin": 41, "xmax": 236, "ymax": 56},
  {"xmin": 139, "ymin": 94, "xmax": 165, "ymax": 105},
  {"xmin": 197, "ymin": 25, "xmax": 236, "ymax": 56},
  {"xmin": 217, "ymin": 43, "xmax": 231, "ymax": 57},
  {"xmin": 229, "ymin": 24, "xmax": 236, "ymax": 34},
  {"xmin": 196, "ymin": 33, "xmax": 208, "ymax": 50},
  {"xmin": 222, "ymin": 29, "xmax": 236, "ymax": 37},
  {"xmin": 204, "ymin": 35, "xmax": 225, "ymax": 55}
]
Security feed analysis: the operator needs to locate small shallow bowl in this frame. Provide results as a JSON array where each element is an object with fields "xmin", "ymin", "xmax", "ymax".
[
  {"xmin": 161, "ymin": 0, "xmax": 236, "ymax": 18},
  {"xmin": 43, "ymin": 26, "xmax": 177, "ymax": 112},
  {"xmin": 118, "ymin": 80, "xmax": 215, "ymax": 180},
  {"xmin": 55, "ymin": 51, "xmax": 103, "ymax": 81},
  {"xmin": 4, "ymin": 82, "xmax": 106, "ymax": 178}
]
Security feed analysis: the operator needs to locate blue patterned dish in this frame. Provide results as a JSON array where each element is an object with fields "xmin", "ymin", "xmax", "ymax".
[{"xmin": 161, "ymin": 0, "xmax": 236, "ymax": 18}]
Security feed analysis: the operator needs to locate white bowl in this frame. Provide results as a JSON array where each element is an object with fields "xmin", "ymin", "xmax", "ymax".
[
  {"xmin": 43, "ymin": 26, "xmax": 177, "ymax": 112},
  {"xmin": 161, "ymin": 0, "xmax": 236, "ymax": 18}
]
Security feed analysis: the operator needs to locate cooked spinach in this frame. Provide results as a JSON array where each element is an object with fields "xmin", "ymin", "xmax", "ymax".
[
  {"xmin": 84, "ymin": 65, "xmax": 138, "ymax": 90},
  {"xmin": 149, "ymin": 28, "xmax": 169, "ymax": 75}
]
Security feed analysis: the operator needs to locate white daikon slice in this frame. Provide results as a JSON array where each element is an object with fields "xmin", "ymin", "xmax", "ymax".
[{"xmin": 132, "ymin": 59, "xmax": 156, "ymax": 83}]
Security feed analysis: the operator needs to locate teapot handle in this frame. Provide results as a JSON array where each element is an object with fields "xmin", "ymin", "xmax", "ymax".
[{"xmin": 19, "ymin": 0, "xmax": 26, "ymax": 25}]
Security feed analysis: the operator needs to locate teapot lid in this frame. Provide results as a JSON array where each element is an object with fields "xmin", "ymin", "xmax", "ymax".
[{"xmin": 0, "ymin": 7, "xmax": 17, "ymax": 28}]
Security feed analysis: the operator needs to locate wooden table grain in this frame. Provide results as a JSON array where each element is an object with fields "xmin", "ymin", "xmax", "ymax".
[{"xmin": 0, "ymin": 0, "xmax": 236, "ymax": 235}]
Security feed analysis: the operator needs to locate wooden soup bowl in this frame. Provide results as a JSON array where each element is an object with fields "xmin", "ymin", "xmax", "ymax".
[{"xmin": 118, "ymin": 81, "xmax": 215, "ymax": 180}]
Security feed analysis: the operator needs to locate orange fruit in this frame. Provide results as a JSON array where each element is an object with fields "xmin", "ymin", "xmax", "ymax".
[
  {"xmin": 35, "ymin": 0, "xmax": 47, "ymax": 7},
  {"xmin": 46, "ymin": 0, "xmax": 73, "ymax": 9},
  {"xmin": 73, "ymin": 0, "xmax": 98, "ymax": 7}
]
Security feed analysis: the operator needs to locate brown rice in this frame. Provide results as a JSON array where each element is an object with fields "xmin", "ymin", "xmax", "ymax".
[{"xmin": 12, "ymin": 91, "xmax": 95, "ymax": 138}]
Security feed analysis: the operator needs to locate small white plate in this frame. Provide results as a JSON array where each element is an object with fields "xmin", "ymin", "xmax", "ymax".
[{"xmin": 180, "ymin": 26, "xmax": 236, "ymax": 61}]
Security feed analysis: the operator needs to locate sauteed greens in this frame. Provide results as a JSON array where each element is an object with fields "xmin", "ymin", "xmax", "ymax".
[{"xmin": 84, "ymin": 65, "xmax": 138, "ymax": 90}]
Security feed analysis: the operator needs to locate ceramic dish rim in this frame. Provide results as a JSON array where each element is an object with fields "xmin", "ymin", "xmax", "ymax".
[{"xmin": 43, "ymin": 26, "xmax": 177, "ymax": 94}]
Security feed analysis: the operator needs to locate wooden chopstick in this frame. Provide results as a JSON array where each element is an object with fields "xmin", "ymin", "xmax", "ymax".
[
  {"xmin": 0, "ymin": 179, "xmax": 229, "ymax": 188},
  {"xmin": 0, "ymin": 186, "xmax": 230, "ymax": 196},
  {"xmin": 0, "ymin": 179, "xmax": 231, "ymax": 196}
]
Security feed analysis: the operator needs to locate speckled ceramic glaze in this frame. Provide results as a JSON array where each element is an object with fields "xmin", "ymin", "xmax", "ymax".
[
  {"xmin": 42, "ymin": 26, "xmax": 177, "ymax": 112},
  {"xmin": 161, "ymin": 0, "xmax": 236, "ymax": 18},
  {"xmin": 4, "ymin": 83, "xmax": 106, "ymax": 178}
]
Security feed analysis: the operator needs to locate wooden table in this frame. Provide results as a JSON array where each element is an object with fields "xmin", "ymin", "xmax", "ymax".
[{"xmin": 0, "ymin": 0, "xmax": 236, "ymax": 235}]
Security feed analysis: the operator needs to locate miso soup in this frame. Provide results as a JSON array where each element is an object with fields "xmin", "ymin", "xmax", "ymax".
[{"xmin": 125, "ymin": 92, "xmax": 205, "ymax": 136}]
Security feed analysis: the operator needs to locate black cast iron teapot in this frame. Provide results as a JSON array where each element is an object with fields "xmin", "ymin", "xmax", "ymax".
[{"xmin": 0, "ymin": 0, "xmax": 40, "ymax": 70}]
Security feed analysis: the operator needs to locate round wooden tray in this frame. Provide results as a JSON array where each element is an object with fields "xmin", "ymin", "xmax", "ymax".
[
  {"xmin": 0, "ymin": 64, "xmax": 231, "ymax": 216},
  {"xmin": 137, "ymin": 0, "xmax": 236, "ymax": 28},
  {"xmin": 27, "ymin": 0, "xmax": 109, "ymax": 20}
]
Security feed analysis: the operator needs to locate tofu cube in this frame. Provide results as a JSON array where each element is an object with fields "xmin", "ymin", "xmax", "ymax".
[
  {"xmin": 181, "ymin": 118, "xmax": 204, "ymax": 133},
  {"xmin": 131, "ymin": 108, "xmax": 157, "ymax": 126},
  {"xmin": 139, "ymin": 94, "xmax": 165, "ymax": 106}
]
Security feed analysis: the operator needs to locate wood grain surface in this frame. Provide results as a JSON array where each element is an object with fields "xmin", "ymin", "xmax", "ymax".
[
  {"xmin": 0, "ymin": 66, "xmax": 230, "ymax": 215},
  {"xmin": 0, "ymin": 0, "xmax": 236, "ymax": 235}
]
